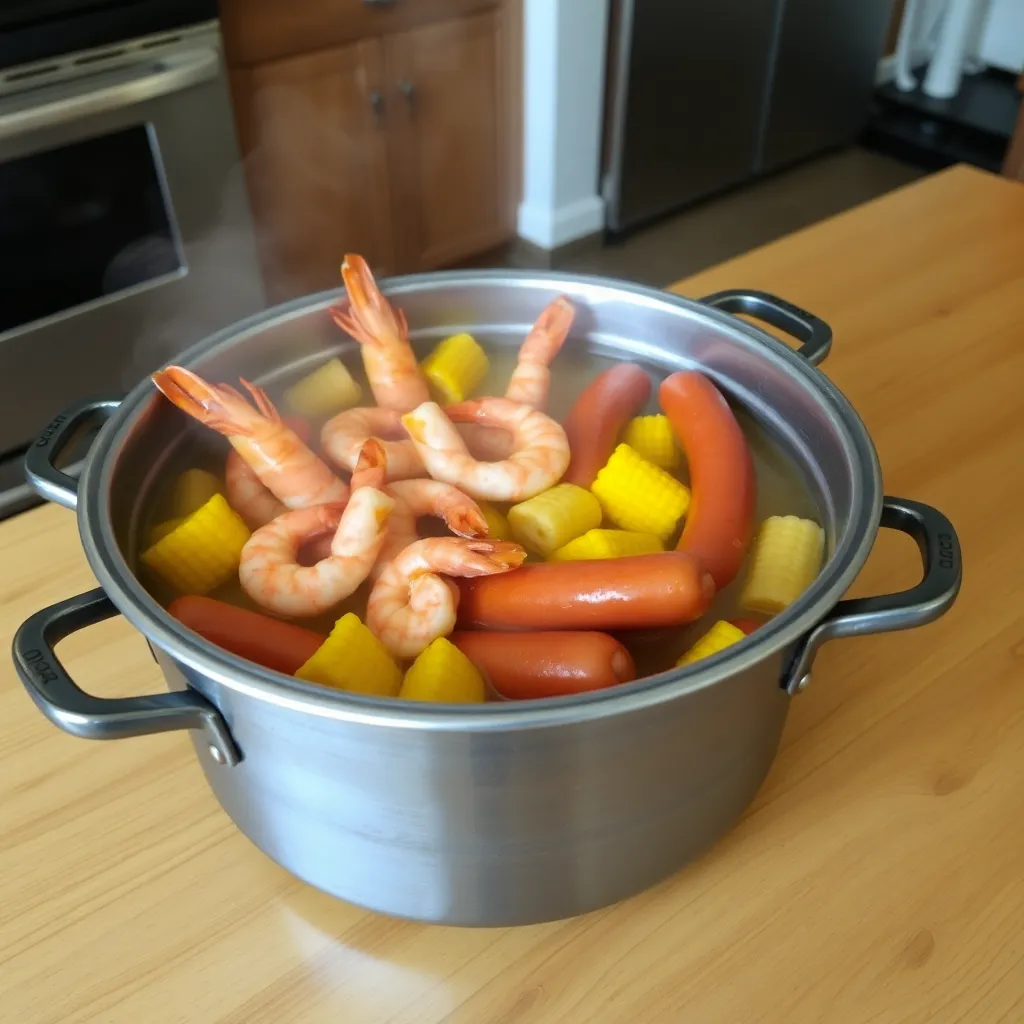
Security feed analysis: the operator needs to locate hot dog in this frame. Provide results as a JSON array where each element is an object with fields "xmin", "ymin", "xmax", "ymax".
[
  {"xmin": 562, "ymin": 364, "xmax": 651, "ymax": 487},
  {"xmin": 169, "ymin": 596, "xmax": 324, "ymax": 675},
  {"xmin": 457, "ymin": 552, "xmax": 714, "ymax": 631},
  {"xmin": 450, "ymin": 630, "xmax": 636, "ymax": 699},
  {"xmin": 659, "ymin": 371, "xmax": 756, "ymax": 590}
]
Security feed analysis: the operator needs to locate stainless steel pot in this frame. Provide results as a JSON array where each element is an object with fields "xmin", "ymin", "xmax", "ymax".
[{"xmin": 12, "ymin": 273, "xmax": 962, "ymax": 926}]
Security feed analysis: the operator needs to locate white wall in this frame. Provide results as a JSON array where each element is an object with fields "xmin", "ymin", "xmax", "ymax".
[
  {"xmin": 517, "ymin": 0, "xmax": 610, "ymax": 250},
  {"xmin": 978, "ymin": 0, "xmax": 1024, "ymax": 72}
]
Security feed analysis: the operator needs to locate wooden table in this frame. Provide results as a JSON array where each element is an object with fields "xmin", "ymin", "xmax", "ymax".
[{"xmin": 3, "ymin": 165, "xmax": 1023, "ymax": 1023}]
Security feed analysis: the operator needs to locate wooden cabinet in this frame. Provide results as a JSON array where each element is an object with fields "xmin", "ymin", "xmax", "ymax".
[{"xmin": 224, "ymin": 0, "xmax": 517, "ymax": 301}]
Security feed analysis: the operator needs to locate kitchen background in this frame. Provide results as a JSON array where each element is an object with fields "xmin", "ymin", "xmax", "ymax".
[{"xmin": 1, "ymin": 0, "xmax": 1021, "ymax": 519}]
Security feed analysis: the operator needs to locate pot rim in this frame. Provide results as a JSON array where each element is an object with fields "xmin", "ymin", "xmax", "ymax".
[{"xmin": 78, "ymin": 269, "xmax": 882, "ymax": 730}]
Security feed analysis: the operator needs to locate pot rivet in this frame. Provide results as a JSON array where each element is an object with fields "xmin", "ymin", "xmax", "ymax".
[
  {"xmin": 208, "ymin": 744, "xmax": 226, "ymax": 765},
  {"xmin": 796, "ymin": 674, "xmax": 811, "ymax": 692}
]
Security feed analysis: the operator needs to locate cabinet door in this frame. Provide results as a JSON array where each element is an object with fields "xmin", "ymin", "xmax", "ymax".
[
  {"xmin": 233, "ymin": 41, "xmax": 394, "ymax": 302},
  {"xmin": 384, "ymin": 11, "xmax": 510, "ymax": 271}
]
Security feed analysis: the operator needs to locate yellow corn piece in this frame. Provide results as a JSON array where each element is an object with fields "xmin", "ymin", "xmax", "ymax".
[
  {"xmin": 296, "ymin": 613, "xmax": 402, "ymax": 696},
  {"xmin": 590, "ymin": 444, "xmax": 691, "ymax": 541},
  {"xmin": 399, "ymin": 637, "xmax": 486, "ymax": 703},
  {"xmin": 170, "ymin": 468, "xmax": 222, "ymax": 519},
  {"xmin": 478, "ymin": 501, "xmax": 512, "ymax": 541},
  {"xmin": 740, "ymin": 515, "xmax": 825, "ymax": 615},
  {"xmin": 140, "ymin": 493, "xmax": 250, "ymax": 595},
  {"xmin": 507, "ymin": 483, "xmax": 603, "ymax": 557},
  {"xmin": 284, "ymin": 357, "xmax": 362, "ymax": 418},
  {"xmin": 421, "ymin": 332, "xmax": 489, "ymax": 404},
  {"xmin": 549, "ymin": 528, "xmax": 663, "ymax": 562},
  {"xmin": 622, "ymin": 414, "xmax": 681, "ymax": 471},
  {"xmin": 676, "ymin": 621, "xmax": 746, "ymax": 667},
  {"xmin": 149, "ymin": 517, "xmax": 184, "ymax": 545}
]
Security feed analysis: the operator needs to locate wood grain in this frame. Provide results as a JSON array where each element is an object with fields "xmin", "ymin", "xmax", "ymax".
[{"xmin": 3, "ymin": 165, "xmax": 1024, "ymax": 1023}]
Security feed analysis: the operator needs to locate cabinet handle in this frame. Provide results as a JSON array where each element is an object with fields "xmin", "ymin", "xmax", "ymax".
[
  {"xmin": 398, "ymin": 79, "xmax": 416, "ymax": 110},
  {"xmin": 369, "ymin": 88, "xmax": 385, "ymax": 125}
]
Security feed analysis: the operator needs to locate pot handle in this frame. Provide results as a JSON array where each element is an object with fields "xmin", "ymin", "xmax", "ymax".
[
  {"xmin": 12, "ymin": 588, "xmax": 241, "ymax": 766},
  {"xmin": 699, "ymin": 289, "xmax": 832, "ymax": 367},
  {"xmin": 25, "ymin": 397, "xmax": 122, "ymax": 510},
  {"xmin": 781, "ymin": 497, "xmax": 962, "ymax": 695}
]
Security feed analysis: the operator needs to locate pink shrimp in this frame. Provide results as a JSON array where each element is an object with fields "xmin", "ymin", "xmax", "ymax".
[
  {"xmin": 402, "ymin": 398, "xmax": 570, "ymax": 502},
  {"xmin": 330, "ymin": 254, "xmax": 430, "ymax": 413},
  {"xmin": 152, "ymin": 367, "xmax": 348, "ymax": 510},
  {"xmin": 238, "ymin": 440, "xmax": 393, "ymax": 618},
  {"xmin": 321, "ymin": 406, "xmax": 425, "ymax": 481},
  {"xmin": 367, "ymin": 538, "xmax": 526, "ymax": 658},
  {"xmin": 373, "ymin": 480, "xmax": 489, "ymax": 581},
  {"xmin": 505, "ymin": 295, "xmax": 575, "ymax": 408}
]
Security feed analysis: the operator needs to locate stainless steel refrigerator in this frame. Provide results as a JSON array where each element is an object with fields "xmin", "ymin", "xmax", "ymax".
[{"xmin": 603, "ymin": 0, "xmax": 894, "ymax": 233}]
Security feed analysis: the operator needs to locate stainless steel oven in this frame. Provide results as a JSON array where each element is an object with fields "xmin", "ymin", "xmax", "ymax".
[{"xmin": 0, "ymin": 5, "xmax": 265, "ymax": 517}]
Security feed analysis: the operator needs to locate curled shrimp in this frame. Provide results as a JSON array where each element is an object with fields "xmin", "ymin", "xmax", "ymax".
[
  {"xmin": 238, "ymin": 440, "xmax": 393, "ymax": 618},
  {"xmin": 330, "ymin": 254, "xmax": 430, "ymax": 413},
  {"xmin": 152, "ymin": 367, "xmax": 348, "ymax": 510},
  {"xmin": 367, "ymin": 537, "xmax": 526, "ymax": 658},
  {"xmin": 321, "ymin": 406, "xmax": 425, "ymax": 481},
  {"xmin": 402, "ymin": 398, "xmax": 571, "ymax": 502},
  {"xmin": 374, "ymin": 479, "xmax": 488, "ymax": 581},
  {"xmin": 505, "ymin": 295, "xmax": 574, "ymax": 409}
]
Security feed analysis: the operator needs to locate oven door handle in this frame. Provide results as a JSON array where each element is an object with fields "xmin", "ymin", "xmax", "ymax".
[{"xmin": 0, "ymin": 47, "xmax": 220, "ymax": 142}]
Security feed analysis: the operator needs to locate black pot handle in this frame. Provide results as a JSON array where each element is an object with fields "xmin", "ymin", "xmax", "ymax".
[
  {"xmin": 699, "ymin": 289, "xmax": 833, "ymax": 367},
  {"xmin": 25, "ymin": 397, "xmax": 122, "ymax": 510},
  {"xmin": 12, "ymin": 588, "xmax": 241, "ymax": 765},
  {"xmin": 782, "ymin": 497, "xmax": 962, "ymax": 695}
]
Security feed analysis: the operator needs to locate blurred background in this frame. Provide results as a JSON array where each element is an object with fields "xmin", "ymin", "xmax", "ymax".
[{"xmin": 0, "ymin": 0, "xmax": 1021, "ymax": 518}]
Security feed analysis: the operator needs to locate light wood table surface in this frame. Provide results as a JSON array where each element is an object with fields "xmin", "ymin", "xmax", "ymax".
[{"xmin": 3, "ymin": 165, "xmax": 1023, "ymax": 1023}]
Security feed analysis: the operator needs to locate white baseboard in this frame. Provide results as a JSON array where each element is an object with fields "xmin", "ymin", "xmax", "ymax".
[{"xmin": 517, "ymin": 195, "xmax": 605, "ymax": 250}]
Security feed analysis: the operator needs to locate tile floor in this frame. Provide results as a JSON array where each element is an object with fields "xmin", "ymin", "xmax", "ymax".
[{"xmin": 556, "ymin": 147, "xmax": 926, "ymax": 288}]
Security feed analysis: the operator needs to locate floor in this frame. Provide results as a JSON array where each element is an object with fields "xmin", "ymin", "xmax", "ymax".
[{"xmin": 552, "ymin": 147, "xmax": 926, "ymax": 288}]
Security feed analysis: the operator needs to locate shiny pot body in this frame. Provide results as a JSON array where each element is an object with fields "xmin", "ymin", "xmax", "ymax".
[{"xmin": 13, "ymin": 273, "xmax": 962, "ymax": 925}]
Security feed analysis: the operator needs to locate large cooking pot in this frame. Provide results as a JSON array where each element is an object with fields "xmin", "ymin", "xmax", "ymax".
[{"xmin": 12, "ymin": 273, "xmax": 962, "ymax": 926}]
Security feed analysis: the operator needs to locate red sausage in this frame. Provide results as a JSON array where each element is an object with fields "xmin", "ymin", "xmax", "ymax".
[
  {"xmin": 457, "ymin": 552, "xmax": 714, "ymax": 631},
  {"xmin": 562, "ymin": 364, "xmax": 652, "ymax": 487},
  {"xmin": 450, "ymin": 631, "xmax": 636, "ymax": 699},
  {"xmin": 168, "ymin": 596, "xmax": 324, "ymax": 675},
  {"xmin": 659, "ymin": 371, "xmax": 756, "ymax": 590}
]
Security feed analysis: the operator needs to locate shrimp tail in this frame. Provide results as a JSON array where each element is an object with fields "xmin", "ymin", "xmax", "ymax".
[
  {"xmin": 332, "ymin": 254, "xmax": 406, "ymax": 352},
  {"xmin": 239, "ymin": 378, "xmax": 283, "ymax": 424},
  {"xmin": 444, "ymin": 503, "xmax": 489, "ymax": 539},
  {"xmin": 151, "ymin": 366, "xmax": 258, "ymax": 439},
  {"xmin": 351, "ymin": 437, "xmax": 388, "ymax": 490},
  {"xmin": 463, "ymin": 540, "xmax": 528, "ymax": 574},
  {"xmin": 520, "ymin": 296, "xmax": 574, "ymax": 364}
]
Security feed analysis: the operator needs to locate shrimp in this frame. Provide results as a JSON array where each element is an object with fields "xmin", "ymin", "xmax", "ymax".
[
  {"xmin": 374, "ymin": 480, "xmax": 489, "ymax": 580},
  {"xmin": 505, "ymin": 295, "xmax": 575, "ymax": 409},
  {"xmin": 152, "ymin": 367, "xmax": 349, "ymax": 510},
  {"xmin": 401, "ymin": 399, "xmax": 571, "ymax": 502},
  {"xmin": 455, "ymin": 296, "xmax": 575, "ymax": 461},
  {"xmin": 367, "ymin": 537, "xmax": 526, "ymax": 658},
  {"xmin": 330, "ymin": 254, "xmax": 430, "ymax": 412},
  {"xmin": 238, "ymin": 440, "xmax": 393, "ymax": 618},
  {"xmin": 321, "ymin": 406, "xmax": 425, "ymax": 481}
]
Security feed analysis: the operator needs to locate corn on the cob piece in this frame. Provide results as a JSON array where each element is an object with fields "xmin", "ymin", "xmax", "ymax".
[
  {"xmin": 676, "ymin": 620, "xmax": 746, "ymax": 667},
  {"xmin": 507, "ymin": 483, "xmax": 603, "ymax": 557},
  {"xmin": 549, "ymin": 528, "xmax": 663, "ymax": 562},
  {"xmin": 149, "ymin": 517, "xmax": 185, "ymax": 545},
  {"xmin": 295, "ymin": 612, "xmax": 402, "ymax": 696},
  {"xmin": 478, "ymin": 501, "xmax": 512, "ymax": 541},
  {"xmin": 170, "ymin": 468, "xmax": 222, "ymax": 519},
  {"xmin": 140, "ymin": 493, "xmax": 250, "ymax": 595},
  {"xmin": 284, "ymin": 357, "xmax": 362, "ymax": 418},
  {"xmin": 622, "ymin": 414, "xmax": 681, "ymax": 471},
  {"xmin": 740, "ymin": 515, "xmax": 825, "ymax": 615},
  {"xmin": 421, "ymin": 332, "xmax": 489, "ymax": 404},
  {"xmin": 399, "ymin": 637, "xmax": 486, "ymax": 703},
  {"xmin": 590, "ymin": 444, "xmax": 691, "ymax": 541}
]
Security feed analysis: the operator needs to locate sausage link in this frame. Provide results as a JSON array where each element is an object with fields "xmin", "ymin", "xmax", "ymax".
[
  {"xmin": 457, "ymin": 552, "xmax": 714, "ymax": 631},
  {"xmin": 659, "ymin": 371, "xmax": 756, "ymax": 590},
  {"xmin": 451, "ymin": 630, "xmax": 635, "ymax": 699},
  {"xmin": 562, "ymin": 364, "xmax": 652, "ymax": 487}
]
